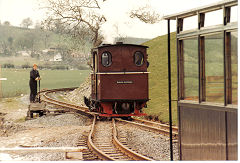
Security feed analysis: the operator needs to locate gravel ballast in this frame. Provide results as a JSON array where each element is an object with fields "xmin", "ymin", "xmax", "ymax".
[
  {"xmin": 23, "ymin": 113, "xmax": 89, "ymax": 127},
  {"xmin": 66, "ymin": 76, "xmax": 91, "ymax": 106},
  {"xmin": 117, "ymin": 122, "xmax": 179, "ymax": 161},
  {"xmin": 0, "ymin": 113, "xmax": 91, "ymax": 161}
]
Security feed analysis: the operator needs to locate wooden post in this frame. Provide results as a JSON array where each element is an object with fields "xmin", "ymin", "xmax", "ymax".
[
  {"xmin": 167, "ymin": 19, "xmax": 173, "ymax": 161},
  {"xmin": 198, "ymin": 12, "xmax": 206, "ymax": 102},
  {"xmin": 0, "ymin": 65, "xmax": 7, "ymax": 99},
  {"xmin": 0, "ymin": 64, "xmax": 2, "ymax": 98}
]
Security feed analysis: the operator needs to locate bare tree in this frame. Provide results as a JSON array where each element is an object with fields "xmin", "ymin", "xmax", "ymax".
[
  {"xmin": 129, "ymin": 5, "xmax": 162, "ymax": 24},
  {"xmin": 21, "ymin": 17, "xmax": 33, "ymax": 28},
  {"xmin": 3, "ymin": 21, "xmax": 10, "ymax": 26},
  {"xmin": 42, "ymin": 0, "xmax": 106, "ymax": 47},
  {"xmin": 34, "ymin": 21, "xmax": 42, "ymax": 29}
]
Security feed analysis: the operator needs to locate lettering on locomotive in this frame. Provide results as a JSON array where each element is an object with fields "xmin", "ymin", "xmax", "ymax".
[{"xmin": 116, "ymin": 81, "xmax": 133, "ymax": 84}]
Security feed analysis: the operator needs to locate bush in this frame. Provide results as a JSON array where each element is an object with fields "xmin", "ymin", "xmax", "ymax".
[
  {"xmin": 22, "ymin": 63, "xmax": 31, "ymax": 69},
  {"xmin": 37, "ymin": 65, "xmax": 43, "ymax": 70},
  {"xmin": 51, "ymin": 65, "xmax": 69, "ymax": 70},
  {"xmin": 76, "ymin": 64, "xmax": 89, "ymax": 70},
  {"xmin": 3, "ymin": 63, "xmax": 15, "ymax": 68},
  {"xmin": 31, "ymin": 52, "xmax": 40, "ymax": 59}
]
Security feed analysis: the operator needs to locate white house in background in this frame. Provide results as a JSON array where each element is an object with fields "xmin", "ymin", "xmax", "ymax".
[
  {"xmin": 42, "ymin": 49, "xmax": 49, "ymax": 54},
  {"xmin": 17, "ymin": 51, "xmax": 30, "ymax": 57},
  {"xmin": 54, "ymin": 53, "xmax": 62, "ymax": 61},
  {"xmin": 49, "ymin": 53, "xmax": 62, "ymax": 61}
]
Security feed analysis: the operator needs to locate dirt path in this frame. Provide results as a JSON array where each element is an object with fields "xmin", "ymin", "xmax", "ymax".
[
  {"xmin": 0, "ymin": 95, "xmax": 91, "ymax": 161},
  {"xmin": 0, "ymin": 95, "xmax": 29, "ymax": 122}
]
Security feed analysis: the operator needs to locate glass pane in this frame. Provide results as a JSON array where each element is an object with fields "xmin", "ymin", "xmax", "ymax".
[
  {"xmin": 205, "ymin": 33, "xmax": 224, "ymax": 103},
  {"xmin": 183, "ymin": 15, "xmax": 198, "ymax": 31},
  {"xmin": 101, "ymin": 52, "xmax": 112, "ymax": 67},
  {"xmin": 134, "ymin": 51, "xmax": 144, "ymax": 66},
  {"xmin": 231, "ymin": 31, "xmax": 238, "ymax": 105},
  {"xmin": 205, "ymin": 10, "xmax": 223, "ymax": 27},
  {"xmin": 183, "ymin": 38, "xmax": 198, "ymax": 101},
  {"xmin": 230, "ymin": 6, "xmax": 238, "ymax": 23}
]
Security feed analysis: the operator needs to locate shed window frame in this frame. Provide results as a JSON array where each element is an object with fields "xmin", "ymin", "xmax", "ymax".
[
  {"xmin": 203, "ymin": 32, "xmax": 224, "ymax": 104},
  {"xmin": 176, "ymin": 4, "xmax": 238, "ymax": 106},
  {"xmin": 179, "ymin": 37, "xmax": 199, "ymax": 101}
]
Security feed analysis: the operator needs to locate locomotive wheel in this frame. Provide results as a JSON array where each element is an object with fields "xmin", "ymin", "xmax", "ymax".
[
  {"xmin": 30, "ymin": 112, "xmax": 34, "ymax": 118},
  {"xmin": 88, "ymin": 106, "xmax": 94, "ymax": 112},
  {"xmin": 128, "ymin": 116, "xmax": 133, "ymax": 121},
  {"xmin": 100, "ymin": 117, "xmax": 107, "ymax": 121},
  {"xmin": 98, "ymin": 116, "xmax": 110, "ymax": 121},
  {"xmin": 121, "ymin": 116, "xmax": 132, "ymax": 121},
  {"xmin": 39, "ymin": 111, "xmax": 44, "ymax": 117},
  {"xmin": 107, "ymin": 117, "xmax": 112, "ymax": 121}
]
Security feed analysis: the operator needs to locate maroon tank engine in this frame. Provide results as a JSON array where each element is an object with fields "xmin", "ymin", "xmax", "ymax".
[{"xmin": 84, "ymin": 42, "xmax": 149, "ymax": 117}]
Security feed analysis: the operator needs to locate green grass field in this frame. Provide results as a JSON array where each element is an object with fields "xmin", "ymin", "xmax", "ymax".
[
  {"xmin": 1, "ymin": 68, "xmax": 90, "ymax": 97},
  {"xmin": 142, "ymin": 33, "xmax": 178, "ymax": 125}
]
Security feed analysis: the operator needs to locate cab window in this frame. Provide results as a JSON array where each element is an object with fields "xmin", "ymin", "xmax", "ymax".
[
  {"xmin": 134, "ymin": 51, "xmax": 144, "ymax": 66},
  {"xmin": 101, "ymin": 51, "xmax": 112, "ymax": 67}
]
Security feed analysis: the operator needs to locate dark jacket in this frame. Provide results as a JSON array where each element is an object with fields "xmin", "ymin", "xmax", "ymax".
[
  {"xmin": 29, "ymin": 69, "xmax": 40, "ymax": 86},
  {"xmin": 29, "ymin": 69, "xmax": 40, "ymax": 102}
]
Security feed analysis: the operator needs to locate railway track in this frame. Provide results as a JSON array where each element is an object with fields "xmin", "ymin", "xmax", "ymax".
[
  {"xmin": 132, "ymin": 118, "xmax": 178, "ymax": 133},
  {"xmin": 40, "ymin": 88, "xmax": 95, "ymax": 118},
  {"xmin": 116, "ymin": 118, "xmax": 178, "ymax": 139},
  {"xmin": 39, "ymin": 87, "xmax": 178, "ymax": 160},
  {"xmin": 41, "ymin": 88, "xmax": 178, "ymax": 137},
  {"xmin": 87, "ymin": 116, "xmax": 153, "ymax": 161},
  {"xmin": 88, "ymin": 116, "xmax": 131, "ymax": 160}
]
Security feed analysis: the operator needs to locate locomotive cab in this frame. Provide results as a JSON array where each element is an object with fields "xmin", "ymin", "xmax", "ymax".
[{"xmin": 85, "ymin": 42, "xmax": 149, "ymax": 117}]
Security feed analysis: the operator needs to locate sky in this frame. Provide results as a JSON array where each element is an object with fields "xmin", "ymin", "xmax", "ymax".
[{"xmin": 0, "ymin": 0, "xmax": 237, "ymax": 43}]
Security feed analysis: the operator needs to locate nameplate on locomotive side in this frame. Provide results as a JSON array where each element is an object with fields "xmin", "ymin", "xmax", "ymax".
[{"xmin": 117, "ymin": 81, "xmax": 133, "ymax": 84}]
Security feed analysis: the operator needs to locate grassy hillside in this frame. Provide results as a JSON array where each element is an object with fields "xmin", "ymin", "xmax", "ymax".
[
  {"xmin": 0, "ymin": 25, "xmax": 91, "ymax": 70},
  {"xmin": 0, "ymin": 25, "xmax": 92, "ymax": 56},
  {"xmin": 143, "ymin": 33, "xmax": 178, "ymax": 125},
  {"xmin": 114, "ymin": 37, "xmax": 150, "ymax": 45}
]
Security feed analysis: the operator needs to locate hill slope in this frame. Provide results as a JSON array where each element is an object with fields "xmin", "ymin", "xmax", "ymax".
[
  {"xmin": 0, "ymin": 25, "xmax": 92, "ymax": 54},
  {"xmin": 114, "ymin": 37, "xmax": 150, "ymax": 45},
  {"xmin": 143, "ymin": 33, "xmax": 178, "ymax": 125}
]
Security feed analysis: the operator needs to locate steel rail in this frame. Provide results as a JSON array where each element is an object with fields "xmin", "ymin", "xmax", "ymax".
[
  {"xmin": 41, "ymin": 88, "xmax": 179, "ymax": 138},
  {"xmin": 38, "ymin": 87, "xmax": 78, "ymax": 94},
  {"xmin": 115, "ymin": 118, "xmax": 178, "ymax": 139},
  {"xmin": 39, "ymin": 88, "xmax": 154, "ymax": 160},
  {"xmin": 112, "ymin": 118, "xmax": 154, "ymax": 161},
  {"xmin": 41, "ymin": 90, "xmax": 94, "ymax": 117},
  {"xmin": 87, "ymin": 115, "xmax": 115, "ymax": 161},
  {"xmin": 87, "ymin": 117, "xmax": 153, "ymax": 161},
  {"xmin": 132, "ymin": 118, "xmax": 178, "ymax": 134},
  {"xmin": 40, "ymin": 88, "xmax": 179, "ymax": 160}
]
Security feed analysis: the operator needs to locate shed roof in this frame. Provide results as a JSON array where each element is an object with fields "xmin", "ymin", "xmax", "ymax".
[{"xmin": 163, "ymin": 0, "xmax": 237, "ymax": 20}]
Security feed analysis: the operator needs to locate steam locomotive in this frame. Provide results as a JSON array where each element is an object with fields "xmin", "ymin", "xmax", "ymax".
[{"xmin": 84, "ymin": 42, "xmax": 149, "ymax": 117}]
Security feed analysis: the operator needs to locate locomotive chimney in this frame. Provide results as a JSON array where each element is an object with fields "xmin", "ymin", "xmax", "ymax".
[
  {"xmin": 102, "ymin": 43, "xmax": 111, "ymax": 46},
  {"xmin": 116, "ymin": 42, "xmax": 123, "ymax": 44}
]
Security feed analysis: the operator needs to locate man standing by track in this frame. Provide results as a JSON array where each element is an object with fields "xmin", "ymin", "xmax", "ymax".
[{"xmin": 29, "ymin": 64, "xmax": 40, "ymax": 103}]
